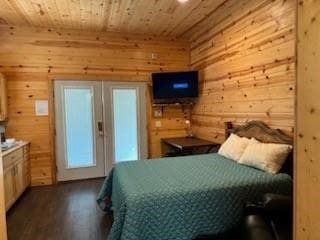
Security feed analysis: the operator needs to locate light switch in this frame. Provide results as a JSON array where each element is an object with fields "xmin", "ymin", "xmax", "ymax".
[
  {"xmin": 155, "ymin": 121, "xmax": 162, "ymax": 128},
  {"xmin": 154, "ymin": 109, "xmax": 162, "ymax": 117}
]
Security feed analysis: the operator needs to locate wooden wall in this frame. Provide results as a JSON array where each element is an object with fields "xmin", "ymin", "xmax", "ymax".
[
  {"xmin": 189, "ymin": 0, "xmax": 296, "ymax": 142},
  {"xmin": 0, "ymin": 0, "xmax": 297, "ymax": 186},
  {"xmin": 0, "ymin": 25, "xmax": 190, "ymax": 185},
  {"xmin": 296, "ymin": 1, "xmax": 320, "ymax": 239}
]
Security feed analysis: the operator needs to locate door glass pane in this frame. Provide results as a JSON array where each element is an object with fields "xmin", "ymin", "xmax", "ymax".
[
  {"xmin": 113, "ymin": 89, "xmax": 138, "ymax": 162},
  {"xmin": 64, "ymin": 88, "xmax": 95, "ymax": 168}
]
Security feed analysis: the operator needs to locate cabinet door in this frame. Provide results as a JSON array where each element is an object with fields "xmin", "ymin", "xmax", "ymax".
[
  {"xmin": 3, "ymin": 167, "xmax": 15, "ymax": 210},
  {"xmin": 14, "ymin": 160, "xmax": 25, "ymax": 197},
  {"xmin": 0, "ymin": 74, "xmax": 8, "ymax": 121}
]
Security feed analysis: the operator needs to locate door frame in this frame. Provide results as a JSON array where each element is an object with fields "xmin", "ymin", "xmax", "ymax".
[{"xmin": 48, "ymin": 76, "xmax": 149, "ymax": 184}]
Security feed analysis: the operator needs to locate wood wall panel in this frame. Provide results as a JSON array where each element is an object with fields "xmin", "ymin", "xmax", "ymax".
[
  {"xmin": 5, "ymin": 72, "xmax": 52, "ymax": 186},
  {"xmin": 296, "ymin": 1, "xmax": 320, "ymax": 239},
  {"xmin": 190, "ymin": 0, "xmax": 296, "ymax": 143},
  {"xmin": 149, "ymin": 106, "xmax": 191, "ymax": 157},
  {"xmin": 0, "ymin": 26, "xmax": 190, "ymax": 185}
]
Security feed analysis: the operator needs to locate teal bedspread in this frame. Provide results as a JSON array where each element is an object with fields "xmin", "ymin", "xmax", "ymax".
[{"xmin": 97, "ymin": 153, "xmax": 292, "ymax": 240}]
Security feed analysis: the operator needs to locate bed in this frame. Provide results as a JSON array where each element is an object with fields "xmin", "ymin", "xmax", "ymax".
[{"xmin": 97, "ymin": 121, "xmax": 293, "ymax": 240}]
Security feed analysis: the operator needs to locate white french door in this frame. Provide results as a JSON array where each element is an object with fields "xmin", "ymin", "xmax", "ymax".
[
  {"xmin": 54, "ymin": 80, "xmax": 147, "ymax": 182},
  {"xmin": 54, "ymin": 81, "xmax": 105, "ymax": 181},
  {"xmin": 103, "ymin": 82, "xmax": 148, "ymax": 172}
]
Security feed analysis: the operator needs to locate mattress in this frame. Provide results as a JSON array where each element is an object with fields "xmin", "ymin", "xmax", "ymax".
[{"xmin": 97, "ymin": 153, "xmax": 292, "ymax": 240}]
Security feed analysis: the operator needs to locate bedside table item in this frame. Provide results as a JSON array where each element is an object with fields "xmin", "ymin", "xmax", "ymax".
[{"xmin": 161, "ymin": 137, "xmax": 220, "ymax": 157}]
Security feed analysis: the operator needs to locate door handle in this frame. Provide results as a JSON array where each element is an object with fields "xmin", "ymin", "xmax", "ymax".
[{"xmin": 98, "ymin": 121, "xmax": 104, "ymax": 136}]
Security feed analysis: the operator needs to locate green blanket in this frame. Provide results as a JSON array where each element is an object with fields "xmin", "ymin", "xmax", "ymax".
[{"xmin": 97, "ymin": 153, "xmax": 292, "ymax": 240}]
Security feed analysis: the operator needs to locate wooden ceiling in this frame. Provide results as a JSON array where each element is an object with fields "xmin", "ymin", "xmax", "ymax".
[{"xmin": 0, "ymin": 0, "xmax": 226, "ymax": 38}]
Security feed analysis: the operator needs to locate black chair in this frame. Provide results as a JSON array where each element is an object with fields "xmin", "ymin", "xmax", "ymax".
[{"xmin": 194, "ymin": 193, "xmax": 293, "ymax": 240}]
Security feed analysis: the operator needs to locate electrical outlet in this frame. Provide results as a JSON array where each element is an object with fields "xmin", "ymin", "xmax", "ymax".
[
  {"xmin": 155, "ymin": 121, "xmax": 162, "ymax": 128},
  {"xmin": 151, "ymin": 53, "xmax": 158, "ymax": 60}
]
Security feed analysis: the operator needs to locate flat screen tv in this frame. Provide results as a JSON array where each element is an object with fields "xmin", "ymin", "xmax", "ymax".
[{"xmin": 152, "ymin": 71, "xmax": 198, "ymax": 102}]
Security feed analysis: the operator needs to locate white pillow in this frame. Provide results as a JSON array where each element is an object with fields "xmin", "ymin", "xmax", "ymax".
[
  {"xmin": 218, "ymin": 133, "xmax": 251, "ymax": 161},
  {"xmin": 239, "ymin": 140, "xmax": 292, "ymax": 174}
]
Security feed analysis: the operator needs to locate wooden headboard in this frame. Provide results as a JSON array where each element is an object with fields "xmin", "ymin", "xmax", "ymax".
[{"xmin": 224, "ymin": 121, "xmax": 294, "ymax": 177}]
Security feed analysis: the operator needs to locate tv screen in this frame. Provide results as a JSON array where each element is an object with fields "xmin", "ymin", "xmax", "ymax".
[{"xmin": 152, "ymin": 71, "xmax": 198, "ymax": 100}]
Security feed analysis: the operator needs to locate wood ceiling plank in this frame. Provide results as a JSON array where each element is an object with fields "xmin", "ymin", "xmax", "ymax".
[
  {"xmin": 0, "ymin": 0, "xmax": 237, "ymax": 39},
  {"xmin": 135, "ymin": 0, "xmax": 172, "ymax": 35},
  {"xmin": 113, "ymin": 0, "xmax": 135, "ymax": 33},
  {"xmin": 18, "ymin": 0, "xmax": 45, "ymax": 27},
  {"xmin": 39, "ymin": 0, "xmax": 61, "ymax": 29},
  {"xmin": 37, "ymin": 0, "xmax": 56, "ymax": 28},
  {"xmin": 30, "ymin": 0, "xmax": 52, "ymax": 28},
  {"xmin": 54, "ymin": 0, "xmax": 75, "ymax": 30},
  {"xmin": 101, "ymin": 0, "xmax": 112, "ymax": 31},
  {"xmin": 79, "ymin": 0, "xmax": 92, "ymax": 30},
  {"xmin": 1, "ymin": 0, "xmax": 34, "ymax": 26},
  {"xmin": 158, "ymin": 0, "xmax": 202, "ymax": 36},
  {"xmin": 66, "ymin": 0, "xmax": 82, "ymax": 30},
  {"xmin": 91, "ymin": 0, "xmax": 105, "ymax": 31},
  {"xmin": 169, "ymin": 0, "xmax": 226, "ymax": 37},
  {"xmin": 107, "ymin": 0, "xmax": 122, "ymax": 32},
  {"xmin": 0, "ymin": 0, "xmax": 23, "ymax": 25}
]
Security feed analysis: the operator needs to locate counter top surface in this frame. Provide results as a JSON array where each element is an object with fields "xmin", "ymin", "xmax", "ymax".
[{"xmin": 1, "ymin": 141, "xmax": 29, "ymax": 157}]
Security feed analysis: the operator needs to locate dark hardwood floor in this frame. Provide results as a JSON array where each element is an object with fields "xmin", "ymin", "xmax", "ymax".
[{"xmin": 6, "ymin": 179, "xmax": 112, "ymax": 240}]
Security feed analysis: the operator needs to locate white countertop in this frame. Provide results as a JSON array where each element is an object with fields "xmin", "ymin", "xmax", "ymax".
[{"xmin": 1, "ymin": 141, "xmax": 29, "ymax": 157}]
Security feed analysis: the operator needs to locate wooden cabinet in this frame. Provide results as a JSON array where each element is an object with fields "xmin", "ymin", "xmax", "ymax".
[
  {"xmin": 0, "ymin": 73, "xmax": 8, "ymax": 122},
  {"xmin": 2, "ymin": 143, "xmax": 30, "ymax": 211}
]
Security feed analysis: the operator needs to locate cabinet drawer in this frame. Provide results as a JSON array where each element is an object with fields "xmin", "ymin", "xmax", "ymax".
[{"xmin": 3, "ymin": 148, "xmax": 23, "ymax": 169}]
